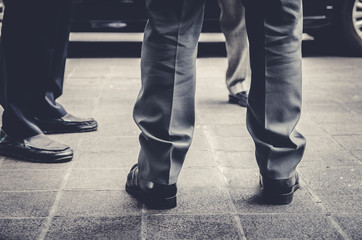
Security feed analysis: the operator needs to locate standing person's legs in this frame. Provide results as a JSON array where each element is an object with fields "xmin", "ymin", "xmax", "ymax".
[
  {"xmin": 218, "ymin": 0, "xmax": 250, "ymax": 107},
  {"xmin": 0, "ymin": 0, "xmax": 68, "ymax": 138},
  {"xmin": 127, "ymin": 0, "xmax": 206, "ymax": 209},
  {"xmin": 244, "ymin": 0, "xmax": 306, "ymax": 204}
]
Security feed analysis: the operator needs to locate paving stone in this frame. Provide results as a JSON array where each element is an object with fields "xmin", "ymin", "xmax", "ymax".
[
  {"xmin": 0, "ymin": 170, "xmax": 66, "ymax": 191},
  {"xmin": 45, "ymin": 216, "xmax": 141, "ymax": 240},
  {"xmin": 205, "ymin": 124, "xmax": 248, "ymax": 137},
  {"xmin": 65, "ymin": 168, "xmax": 128, "ymax": 190},
  {"xmin": 0, "ymin": 219, "xmax": 45, "ymax": 240},
  {"xmin": 333, "ymin": 214, "xmax": 362, "ymax": 240},
  {"xmin": 238, "ymin": 214, "xmax": 343, "ymax": 240},
  {"xmin": 208, "ymin": 136, "xmax": 255, "ymax": 152},
  {"xmin": 178, "ymin": 167, "xmax": 228, "ymax": 188},
  {"xmin": 183, "ymin": 150, "xmax": 216, "ymax": 167},
  {"xmin": 299, "ymin": 167, "xmax": 361, "ymax": 191},
  {"xmin": 73, "ymin": 151, "xmax": 136, "ymax": 169},
  {"xmin": 145, "ymin": 187, "xmax": 234, "ymax": 214},
  {"xmin": 321, "ymin": 123, "xmax": 362, "ymax": 135},
  {"xmin": 190, "ymin": 134, "xmax": 212, "ymax": 151},
  {"xmin": 213, "ymin": 151, "xmax": 258, "ymax": 169},
  {"xmin": 78, "ymin": 137, "xmax": 139, "ymax": 153},
  {"xmin": 0, "ymin": 192, "xmax": 56, "ymax": 217},
  {"xmin": 222, "ymin": 168, "xmax": 260, "ymax": 188},
  {"xmin": 55, "ymin": 190, "xmax": 141, "ymax": 216},
  {"xmin": 351, "ymin": 151, "xmax": 362, "ymax": 160},
  {"xmin": 229, "ymin": 188, "xmax": 322, "ymax": 214},
  {"xmin": 145, "ymin": 215, "xmax": 241, "ymax": 240},
  {"xmin": 0, "ymin": 157, "xmax": 71, "ymax": 170},
  {"xmin": 334, "ymin": 135, "xmax": 362, "ymax": 151},
  {"xmin": 299, "ymin": 167, "xmax": 361, "ymax": 213}
]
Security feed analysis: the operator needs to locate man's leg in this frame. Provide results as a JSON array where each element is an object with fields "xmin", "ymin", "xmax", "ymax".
[
  {"xmin": 218, "ymin": 0, "xmax": 250, "ymax": 107},
  {"xmin": 127, "ymin": 0, "xmax": 205, "ymax": 209},
  {"xmin": 244, "ymin": 0, "xmax": 306, "ymax": 204}
]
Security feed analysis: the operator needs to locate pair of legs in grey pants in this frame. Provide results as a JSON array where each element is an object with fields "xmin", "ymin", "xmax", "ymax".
[
  {"xmin": 134, "ymin": 0, "xmax": 306, "ymax": 185},
  {"xmin": 218, "ymin": 0, "xmax": 250, "ymax": 95}
]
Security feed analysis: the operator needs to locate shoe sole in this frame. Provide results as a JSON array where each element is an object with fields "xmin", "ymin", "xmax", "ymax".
[
  {"xmin": 125, "ymin": 184, "xmax": 177, "ymax": 209},
  {"xmin": 262, "ymin": 183, "xmax": 300, "ymax": 205},
  {"xmin": 42, "ymin": 125, "xmax": 98, "ymax": 134},
  {"xmin": 0, "ymin": 148, "xmax": 73, "ymax": 163}
]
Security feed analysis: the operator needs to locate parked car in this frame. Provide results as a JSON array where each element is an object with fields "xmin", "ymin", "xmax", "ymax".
[
  {"xmin": 71, "ymin": 0, "xmax": 362, "ymax": 54},
  {"xmin": 0, "ymin": 0, "xmax": 4, "ymax": 22},
  {"xmin": 0, "ymin": 0, "xmax": 361, "ymax": 53}
]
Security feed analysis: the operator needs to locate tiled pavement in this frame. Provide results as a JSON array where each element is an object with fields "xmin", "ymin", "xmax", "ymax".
[{"xmin": 0, "ymin": 56, "xmax": 361, "ymax": 239}]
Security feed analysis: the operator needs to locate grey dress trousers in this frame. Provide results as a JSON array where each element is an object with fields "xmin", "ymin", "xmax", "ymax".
[{"xmin": 134, "ymin": 0, "xmax": 306, "ymax": 185}]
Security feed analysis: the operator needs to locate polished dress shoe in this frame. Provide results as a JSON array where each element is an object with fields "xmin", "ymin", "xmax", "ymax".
[
  {"xmin": 126, "ymin": 164, "xmax": 177, "ymax": 209},
  {"xmin": 260, "ymin": 173, "xmax": 300, "ymax": 205},
  {"xmin": 37, "ymin": 113, "xmax": 98, "ymax": 134},
  {"xmin": 228, "ymin": 91, "xmax": 248, "ymax": 107},
  {"xmin": 0, "ymin": 131, "xmax": 73, "ymax": 163}
]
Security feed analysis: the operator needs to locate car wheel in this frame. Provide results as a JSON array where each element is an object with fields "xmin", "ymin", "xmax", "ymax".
[
  {"xmin": 340, "ymin": 0, "xmax": 362, "ymax": 54},
  {"xmin": 0, "ymin": 0, "xmax": 4, "ymax": 22}
]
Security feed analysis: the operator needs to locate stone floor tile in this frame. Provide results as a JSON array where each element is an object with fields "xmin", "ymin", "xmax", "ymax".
[
  {"xmin": 145, "ymin": 187, "xmax": 234, "ymax": 215},
  {"xmin": 45, "ymin": 216, "xmax": 141, "ymax": 240},
  {"xmin": 144, "ymin": 214, "xmax": 241, "ymax": 240},
  {"xmin": 229, "ymin": 188, "xmax": 322, "ymax": 214},
  {"xmin": 222, "ymin": 168, "xmax": 260, "ymax": 188},
  {"xmin": 0, "ymin": 157, "xmax": 71, "ymax": 170},
  {"xmin": 238, "ymin": 214, "xmax": 343, "ymax": 240},
  {"xmin": 0, "ymin": 218, "xmax": 45, "ymax": 240},
  {"xmin": 213, "ymin": 151, "xmax": 257, "ymax": 169},
  {"xmin": 0, "ymin": 170, "xmax": 66, "ymax": 191},
  {"xmin": 208, "ymin": 136, "xmax": 254, "ymax": 152},
  {"xmin": 183, "ymin": 150, "xmax": 216, "ymax": 167},
  {"xmin": 55, "ymin": 190, "xmax": 141, "ymax": 216},
  {"xmin": 334, "ymin": 135, "xmax": 362, "ymax": 151},
  {"xmin": 206, "ymin": 124, "xmax": 248, "ymax": 137},
  {"xmin": 65, "ymin": 168, "xmax": 128, "ymax": 190},
  {"xmin": 299, "ymin": 167, "xmax": 361, "ymax": 191},
  {"xmin": 178, "ymin": 167, "xmax": 228, "ymax": 188},
  {"xmin": 0, "ymin": 192, "xmax": 56, "ymax": 217},
  {"xmin": 333, "ymin": 214, "xmax": 362, "ymax": 240},
  {"xmin": 73, "ymin": 151, "xmax": 136, "ymax": 169},
  {"xmin": 78, "ymin": 137, "xmax": 138, "ymax": 153}
]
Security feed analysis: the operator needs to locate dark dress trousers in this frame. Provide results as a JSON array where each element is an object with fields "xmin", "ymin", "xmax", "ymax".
[
  {"xmin": 133, "ymin": 0, "xmax": 306, "ymax": 185},
  {"xmin": 0, "ymin": 0, "xmax": 72, "ymax": 139}
]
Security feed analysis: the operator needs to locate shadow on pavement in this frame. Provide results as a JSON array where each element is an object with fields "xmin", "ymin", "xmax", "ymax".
[{"xmin": 68, "ymin": 40, "xmax": 361, "ymax": 58}]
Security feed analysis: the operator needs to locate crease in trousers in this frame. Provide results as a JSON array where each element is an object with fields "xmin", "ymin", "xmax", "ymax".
[{"xmin": 134, "ymin": 0, "xmax": 306, "ymax": 185}]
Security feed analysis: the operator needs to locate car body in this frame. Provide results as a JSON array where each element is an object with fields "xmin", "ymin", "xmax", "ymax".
[{"xmin": 71, "ymin": 0, "xmax": 362, "ymax": 54}]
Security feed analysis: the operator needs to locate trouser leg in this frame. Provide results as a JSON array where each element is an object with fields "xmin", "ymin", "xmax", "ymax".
[
  {"xmin": 133, "ymin": 0, "xmax": 205, "ymax": 185},
  {"xmin": 218, "ymin": 0, "xmax": 250, "ymax": 95},
  {"xmin": 0, "ymin": 0, "xmax": 71, "ymax": 138},
  {"xmin": 244, "ymin": 0, "xmax": 306, "ymax": 179}
]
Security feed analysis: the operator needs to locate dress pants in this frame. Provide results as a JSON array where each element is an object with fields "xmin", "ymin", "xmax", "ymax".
[
  {"xmin": 134, "ymin": 0, "xmax": 306, "ymax": 184},
  {"xmin": 218, "ymin": 0, "xmax": 250, "ymax": 95},
  {"xmin": 0, "ymin": 0, "xmax": 72, "ymax": 139}
]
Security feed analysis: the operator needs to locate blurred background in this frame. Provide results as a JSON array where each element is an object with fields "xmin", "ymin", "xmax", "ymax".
[{"xmin": 1, "ymin": 0, "xmax": 361, "ymax": 57}]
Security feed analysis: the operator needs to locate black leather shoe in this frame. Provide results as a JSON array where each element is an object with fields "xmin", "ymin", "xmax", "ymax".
[
  {"xmin": 0, "ymin": 131, "xmax": 73, "ymax": 163},
  {"xmin": 37, "ymin": 113, "xmax": 98, "ymax": 134},
  {"xmin": 228, "ymin": 91, "xmax": 248, "ymax": 107},
  {"xmin": 126, "ymin": 164, "xmax": 177, "ymax": 209},
  {"xmin": 260, "ymin": 173, "xmax": 300, "ymax": 205}
]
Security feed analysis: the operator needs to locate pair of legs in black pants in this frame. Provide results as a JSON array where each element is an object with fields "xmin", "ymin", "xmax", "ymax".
[{"xmin": 0, "ymin": 0, "xmax": 97, "ymax": 163}]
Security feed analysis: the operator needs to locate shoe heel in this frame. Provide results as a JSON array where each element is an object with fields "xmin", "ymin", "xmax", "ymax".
[
  {"xmin": 263, "ymin": 191, "xmax": 294, "ymax": 205},
  {"xmin": 145, "ymin": 196, "xmax": 177, "ymax": 210}
]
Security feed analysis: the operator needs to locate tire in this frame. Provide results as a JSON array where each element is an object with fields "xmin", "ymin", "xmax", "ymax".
[
  {"xmin": 339, "ymin": 0, "xmax": 362, "ymax": 55},
  {"xmin": 0, "ymin": 0, "xmax": 4, "ymax": 22}
]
